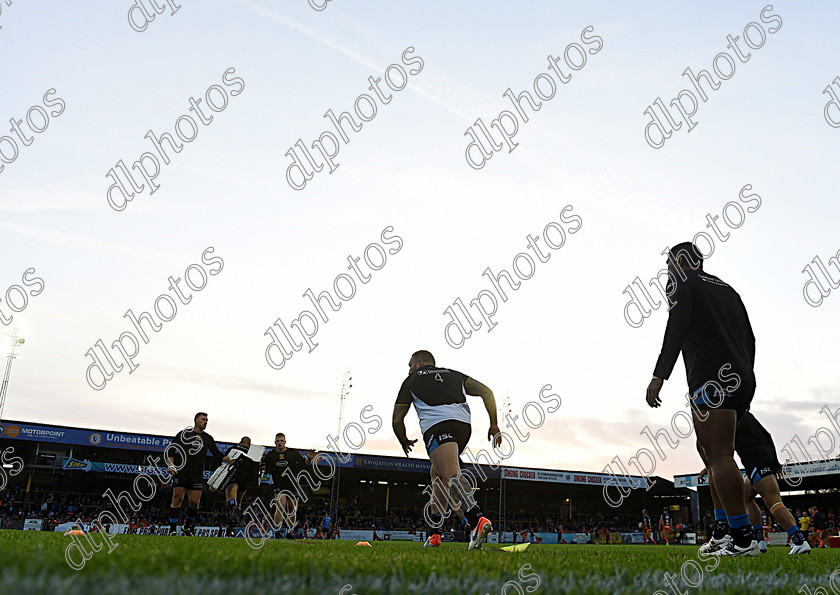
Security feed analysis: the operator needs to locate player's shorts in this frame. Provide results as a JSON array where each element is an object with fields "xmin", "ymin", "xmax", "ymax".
[
  {"xmin": 172, "ymin": 471, "xmax": 204, "ymax": 491},
  {"xmin": 736, "ymin": 416, "xmax": 781, "ymax": 485},
  {"xmin": 273, "ymin": 479, "xmax": 301, "ymax": 498},
  {"xmin": 690, "ymin": 381, "xmax": 755, "ymax": 418},
  {"xmin": 231, "ymin": 470, "xmax": 254, "ymax": 489},
  {"xmin": 423, "ymin": 420, "xmax": 471, "ymax": 455}
]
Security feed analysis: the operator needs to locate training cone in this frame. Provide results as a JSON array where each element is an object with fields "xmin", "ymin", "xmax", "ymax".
[
  {"xmin": 501, "ymin": 543, "xmax": 530, "ymax": 552},
  {"xmin": 66, "ymin": 530, "xmax": 85, "ymax": 536},
  {"xmin": 355, "ymin": 541, "xmax": 372, "ymax": 547}
]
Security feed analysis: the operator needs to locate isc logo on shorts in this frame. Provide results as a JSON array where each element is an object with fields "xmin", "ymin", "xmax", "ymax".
[{"xmin": 440, "ymin": 433, "xmax": 453, "ymax": 440}]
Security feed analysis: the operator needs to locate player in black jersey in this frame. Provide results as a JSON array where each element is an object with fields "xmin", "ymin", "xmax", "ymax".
[
  {"xmin": 261, "ymin": 432, "xmax": 318, "ymax": 539},
  {"xmin": 659, "ymin": 506, "xmax": 672, "ymax": 545},
  {"xmin": 224, "ymin": 436, "xmax": 260, "ymax": 522},
  {"xmin": 698, "ymin": 411, "xmax": 810, "ymax": 555},
  {"xmin": 392, "ymin": 350, "xmax": 501, "ymax": 550},
  {"xmin": 166, "ymin": 412, "xmax": 226, "ymax": 536},
  {"xmin": 646, "ymin": 242, "xmax": 759, "ymax": 556}
]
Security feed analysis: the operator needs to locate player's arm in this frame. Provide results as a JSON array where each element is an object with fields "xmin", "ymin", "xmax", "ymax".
[
  {"xmin": 393, "ymin": 379, "xmax": 417, "ymax": 455},
  {"xmin": 166, "ymin": 432, "xmax": 184, "ymax": 475},
  {"xmin": 464, "ymin": 377, "xmax": 501, "ymax": 445},
  {"xmin": 648, "ymin": 280, "xmax": 694, "ymax": 407},
  {"xmin": 392, "ymin": 405, "xmax": 416, "ymax": 456},
  {"xmin": 205, "ymin": 434, "xmax": 226, "ymax": 465}
]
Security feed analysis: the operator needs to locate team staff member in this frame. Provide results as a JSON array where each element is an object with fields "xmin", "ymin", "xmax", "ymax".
[
  {"xmin": 166, "ymin": 412, "xmax": 226, "ymax": 536},
  {"xmin": 262, "ymin": 432, "xmax": 318, "ymax": 539},
  {"xmin": 646, "ymin": 242, "xmax": 759, "ymax": 557},
  {"xmin": 392, "ymin": 350, "xmax": 501, "ymax": 550}
]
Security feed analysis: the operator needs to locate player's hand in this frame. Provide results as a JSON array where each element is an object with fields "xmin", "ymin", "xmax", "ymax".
[
  {"xmin": 697, "ymin": 467, "xmax": 708, "ymax": 483},
  {"xmin": 307, "ymin": 449, "xmax": 317, "ymax": 460},
  {"xmin": 488, "ymin": 424, "xmax": 502, "ymax": 447},
  {"xmin": 223, "ymin": 456, "xmax": 231, "ymax": 463},
  {"xmin": 402, "ymin": 439, "xmax": 417, "ymax": 456},
  {"xmin": 167, "ymin": 465, "xmax": 176, "ymax": 476},
  {"xmin": 646, "ymin": 378, "xmax": 664, "ymax": 408}
]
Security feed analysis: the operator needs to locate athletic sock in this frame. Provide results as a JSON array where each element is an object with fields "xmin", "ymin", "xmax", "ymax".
[
  {"xmin": 428, "ymin": 514, "xmax": 442, "ymax": 537},
  {"xmin": 753, "ymin": 525, "xmax": 764, "ymax": 541},
  {"xmin": 169, "ymin": 507, "xmax": 180, "ymax": 533},
  {"xmin": 464, "ymin": 504, "xmax": 484, "ymax": 528},
  {"xmin": 727, "ymin": 513, "xmax": 753, "ymax": 547},
  {"xmin": 787, "ymin": 525, "xmax": 805, "ymax": 545},
  {"xmin": 185, "ymin": 506, "xmax": 197, "ymax": 529},
  {"xmin": 712, "ymin": 519, "xmax": 730, "ymax": 540}
]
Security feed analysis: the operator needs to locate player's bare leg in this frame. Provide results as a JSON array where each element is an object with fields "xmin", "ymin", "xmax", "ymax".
[
  {"xmin": 696, "ymin": 440, "xmax": 731, "ymax": 553},
  {"xmin": 694, "ymin": 409, "xmax": 757, "ymax": 556},
  {"xmin": 751, "ymin": 475, "xmax": 810, "ymax": 554},
  {"xmin": 169, "ymin": 486, "xmax": 186, "ymax": 535},
  {"xmin": 273, "ymin": 492, "xmax": 298, "ymax": 539}
]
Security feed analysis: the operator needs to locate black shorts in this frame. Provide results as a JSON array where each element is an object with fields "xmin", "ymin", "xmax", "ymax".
[
  {"xmin": 172, "ymin": 472, "xmax": 204, "ymax": 491},
  {"xmin": 736, "ymin": 416, "xmax": 781, "ymax": 485},
  {"xmin": 423, "ymin": 420, "xmax": 471, "ymax": 456},
  {"xmin": 691, "ymin": 381, "xmax": 755, "ymax": 419},
  {"xmin": 230, "ymin": 472, "xmax": 254, "ymax": 489}
]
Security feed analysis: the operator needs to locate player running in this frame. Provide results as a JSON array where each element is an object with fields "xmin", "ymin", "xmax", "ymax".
[
  {"xmin": 697, "ymin": 411, "xmax": 810, "ymax": 555},
  {"xmin": 262, "ymin": 432, "xmax": 318, "ymax": 539},
  {"xmin": 392, "ymin": 350, "xmax": 501, "ymax": 550},
  {"xmin": 166, "ymin": 412, "xmax": 226, "ymax": 536},
  {"xmin": 646, "ymin": 242, "xmax": 759, "ymax": 556},
  {"xmin": 223, "ymin": 436, "xmax": 260, "ymax": 522}
]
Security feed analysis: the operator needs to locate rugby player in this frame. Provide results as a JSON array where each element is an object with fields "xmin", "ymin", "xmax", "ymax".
[
  {"xmin": 811, "ymin": 506, "xmax": 827, "ymax": 548},
  {"xmin": 224, "ymin": 436, "xmax": 259, "ymax": 522},
  {"xmin": 261, "ymin": 432, "xmax": 318, "ymax": 539},
  {"xmin": 697, "ymin": 411, "xmax": 810, "ymax": 555},
  {"xmin": 659, "ymin": 506, "xmax": 672, "ymax": 545},
  {"xmin": 166, "ymin": 412, "xmax": 226, "ymax": 536},
  {"xmin": 646, "ymin": 242, "xmax": 759, "ymax": 556},
  {"xmin": 392, "ymin": 349, "xmax": 501, "ymax": 550},
  {"xmin": 641, "ymin": 509, "xmax": 655, "ymax": 545}
]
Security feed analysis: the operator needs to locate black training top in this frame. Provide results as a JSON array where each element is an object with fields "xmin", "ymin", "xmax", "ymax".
[
  {"xmin": 229, "ymin": 443, "xmax": 259, "ymax": 482},
  {"xmin": 653, "ymin": 269, "xmax": 756, "ymax": 392},
  {"xmin": 396, "ymin": 365, "xmax": 472, "ymax": 434},
  {"xmin": 167, "ymin": 428, "xmax": 224, "ymax": 475},
  {"xmin": 263, "ymin": 447, "xmax": 308, "ymax": 485}
]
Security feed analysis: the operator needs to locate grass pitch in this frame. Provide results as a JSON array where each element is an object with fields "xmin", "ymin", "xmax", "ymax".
[{"xmin": 0, "ymin": 531, "xmax": 837, "ymax": 594}]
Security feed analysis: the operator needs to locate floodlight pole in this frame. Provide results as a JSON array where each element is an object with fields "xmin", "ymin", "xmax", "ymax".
[
  {"xmin": 0, "ymin": 329, "xmax": 24, "ymax": 419},
  {"xmin": 497, "ymin": 391, "xmax": 511, "ymax": 537},
  {"xmin": 329, "ymin": 371, "xmax": 351, "ymax": 534}
]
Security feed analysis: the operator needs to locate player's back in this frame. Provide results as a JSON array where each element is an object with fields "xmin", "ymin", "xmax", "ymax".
[
  {"xmin": 397, "ymin": 365, "xmax": 471, "ymax": 433},
  {"xmin": 680, "ymin": 270, "xmax": 757, "ymax": 388}
]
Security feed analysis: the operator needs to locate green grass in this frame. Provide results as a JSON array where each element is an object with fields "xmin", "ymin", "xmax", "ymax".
[{"xmin": 0, "ymin": 531, "xmax": 838, "ymax": 594}]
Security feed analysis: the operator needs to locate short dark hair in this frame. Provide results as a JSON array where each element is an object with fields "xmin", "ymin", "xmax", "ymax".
[
  {"xmin": 276, "ymin": 432, "xmax": 285, "ymax": 439},
  {"xmin": 194, "ymin": 412, "xmax": 208, "ymax": 422},
  {"xmin": 669, "ymin": 241, "xmax": 703, "ymax": 270},
  {"xmin": 411, "ymin": 350, "xmax": 435, "ymax": 365}
]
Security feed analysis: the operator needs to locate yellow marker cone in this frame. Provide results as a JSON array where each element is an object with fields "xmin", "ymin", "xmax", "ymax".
[{"xmin": 501, "ymin": 542, "xmax": 530, "ymax": 552}]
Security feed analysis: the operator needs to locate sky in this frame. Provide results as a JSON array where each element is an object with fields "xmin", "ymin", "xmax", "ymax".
[{"xmin": 1, "ymin": 0, "xmax": 839, "ymax": 484}]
